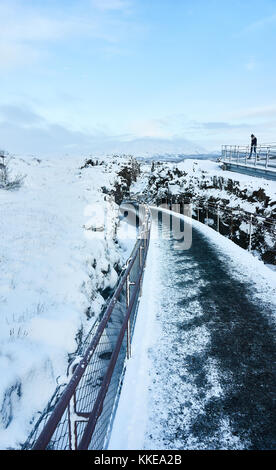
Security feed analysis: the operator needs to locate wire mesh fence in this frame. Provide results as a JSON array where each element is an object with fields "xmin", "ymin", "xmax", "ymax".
[
  {"xmin": 21, "ymin": 195, "xmax": 275, "ymax": 450},
  {"xmin": 23, "ymin": 205, "xmax": 151, "ymax": 451}
]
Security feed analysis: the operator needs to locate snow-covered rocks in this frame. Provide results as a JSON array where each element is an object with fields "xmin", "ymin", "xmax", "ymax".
[{"xmin": 133, "ymin": 158, "xmax": 276, "ymax": 263}]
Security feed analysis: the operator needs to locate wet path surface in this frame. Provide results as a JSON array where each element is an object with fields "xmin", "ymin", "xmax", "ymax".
[{"xmin": 144, "ymin": 214, "xmax": 276, "ymax": 450}]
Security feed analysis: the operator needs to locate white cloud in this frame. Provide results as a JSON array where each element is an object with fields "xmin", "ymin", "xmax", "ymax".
[
  {"xmin": 0, "ymin": 1, "xmax": 78, "ymax": 68},
  {"xmin": 0, "ymin": 42, "xmax": 39, "ymax": 69},
  {"xmin": 233, "ymin": 12, "xmax": 276, "ymax": 39},
  {"xmin": 0, "ymin": 0, "xmax": 136, "ymax": 69},
  {"xmin": 2, "ymin": 103, "xmax": 275, "ymax": 155},
  {"xmin": 0, "ymin": 103, "xmax": 207, "ymax": 156},
  {"xmin": 0, "ymin": 1, "xmax": 75, "ymax": 43},
  {"xmin": 189, "ymin": 121, "xmax": 250, "ymax": 131},
  {"xmin": 0, "ymin": 103, "xmax": 110, "ymax": 155},
  {"xmin": 0, "ymin": 104, "xmax": 44, "ymax": 125},
  {"xmin": 228, "ymin": 105, "xmax": 276, "ymax": 120},
  {"xmin": 243, "ymin": 13, "xmax": 276, "ymax": 33},
  {"xmin": 129, "ymin": 118, "xmax": 174, "ymax": 139}
]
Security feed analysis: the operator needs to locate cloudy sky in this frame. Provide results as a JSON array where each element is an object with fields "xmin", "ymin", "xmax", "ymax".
[{"xmin": 0, "ymin": 0, "xmax": 276, "ymax": 156}]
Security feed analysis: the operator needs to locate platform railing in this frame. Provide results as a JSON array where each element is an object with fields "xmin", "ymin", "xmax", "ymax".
[
  {"xmin": 24, "ymin": 205, "xmax": 151, "ymax": 451},
  {"xmin": 155, "ymin": 196, "xmax": 276, "ymax": 265},
  {"xmin": 221, "ymin": 144, "xmax": 276, "ymax": 169}
]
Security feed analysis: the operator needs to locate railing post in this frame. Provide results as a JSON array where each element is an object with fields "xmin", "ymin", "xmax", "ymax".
[
  {"xmin": 245, "ymin": 146, "xmax": 248, "ymax": 165},
  {"xmin": 139, "ymin": 243, "xmax": 144, "ymax": 267},
  {"xmin": 217, "ymin": 204, "xmax": 220, "ymax": 232},
  {"xmin": 139, "ymin": 238, "xmax": 145, "ymax": 298},
  {"xmin": 266, "ymin": 148, "xmax": 270, "ymax": 168},
  {"xmin": 126, "ymin": 262, "xmax": 136, "ymax": 359},
  {"xmin": 126, "ymin": 272, "xmax": 131, "ymax": 359},
  {"xmin": 68, "ymin": 391, "xmax": 90, "ymax": 450}
]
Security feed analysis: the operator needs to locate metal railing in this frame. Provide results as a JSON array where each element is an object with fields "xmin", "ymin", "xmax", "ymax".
[
  {"xmin": 155, "ymin": 196, "xmax": 276, "ymax": 265},
  {"xmin": 221, "ymin": 144, "xmax": 276, "ymax": 169},
  {"xmin": 24, "ymin": 205, "xmax": 151, "ymax": 451}
]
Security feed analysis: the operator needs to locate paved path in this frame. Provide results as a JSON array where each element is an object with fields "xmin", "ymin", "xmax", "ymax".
[{"xmin": 110, "ymin": 211, "xmax": 276, "ymax": 450}]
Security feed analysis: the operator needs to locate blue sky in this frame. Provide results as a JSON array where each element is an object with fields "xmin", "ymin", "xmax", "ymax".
[{"xmin": 0, "ymin": 0, "xmax": 276, "ymax": 155}]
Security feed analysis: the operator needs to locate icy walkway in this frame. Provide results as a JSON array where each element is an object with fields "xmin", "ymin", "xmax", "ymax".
[{"xmin": 109, "ymin": 210, "xmax": 276, "ymax": 450}]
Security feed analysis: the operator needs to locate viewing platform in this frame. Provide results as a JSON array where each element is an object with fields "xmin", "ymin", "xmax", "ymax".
[{"xmin": 221, "ymin": 144, "xmax": 276, "ymax": 181}]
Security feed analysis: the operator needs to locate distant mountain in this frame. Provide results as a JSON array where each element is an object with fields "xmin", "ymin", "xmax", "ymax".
[
  {"xmin": 136, "ymin": 153, "xmax": 219, "ymax": 163},
  {"xmin": 92, "ymin": 137, "xmax": 220, "ymax": 163},
  {"xmin": 102, "ymin": 137, "xmax": 206, "ymax": 158}
]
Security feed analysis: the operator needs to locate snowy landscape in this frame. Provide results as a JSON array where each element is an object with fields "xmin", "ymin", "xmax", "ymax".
[
  {"xmin": 0, "ymin": 154, "xmax": 138, "ymax": 448},
  {"xmin": 1, "ymin": 0, "xmax": 276, "ymax": 454},
  {"xmin": 0, "ymin": 153, "xmax": 275, "ymax": 449}
]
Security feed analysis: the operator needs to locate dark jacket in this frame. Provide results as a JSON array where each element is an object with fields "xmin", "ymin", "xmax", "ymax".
[{"xmin": 251, "ymin": 136, "xmax": 257, "ymax": 146}]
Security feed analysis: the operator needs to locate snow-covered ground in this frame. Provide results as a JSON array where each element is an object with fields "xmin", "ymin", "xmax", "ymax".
[
  {"xmin": 0, "ymin": 155, "xmax": 135, "ymax": 449},
  {"xmin": 133, "ymin": 158, "xmax": 276, "ymax": 212},
  {"xmin": 0, "ymin": 155, "xmax": 275, "ymax": 450},
  {"xmin": 132, "ymin": 158, "xmax": 276, "ymax": 265}
]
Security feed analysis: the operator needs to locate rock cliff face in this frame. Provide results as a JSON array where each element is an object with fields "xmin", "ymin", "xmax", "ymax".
[{"xmin": 133, "ymin": 160, "xmax": 276, "ymax": 265}]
